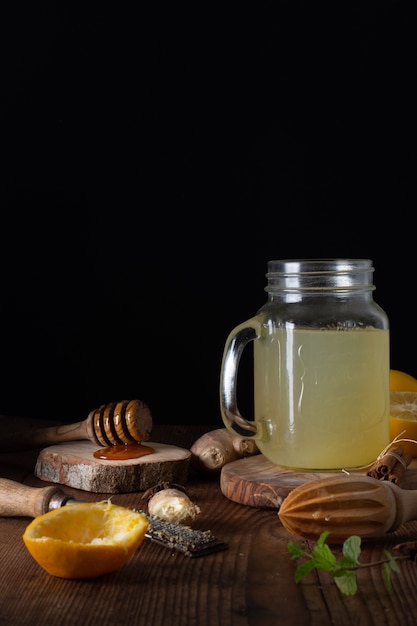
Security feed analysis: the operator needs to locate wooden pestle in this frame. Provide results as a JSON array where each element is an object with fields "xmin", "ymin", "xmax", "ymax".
[
  {"xmin": 278, "ymin": 474, "xmax": 417, "ymax": 543},
  {"xmin": 0, "ymin": 477, "xmax": 79, "ymax": 517},
  {"xmin": 0, "ymin": 399, "xmax": 153, "ymax": 453}
]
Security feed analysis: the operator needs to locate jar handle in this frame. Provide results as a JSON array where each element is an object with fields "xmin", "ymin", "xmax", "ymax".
[{"xmin": 220, "ymin": 319, "xmax": 262, "ymax": 439}]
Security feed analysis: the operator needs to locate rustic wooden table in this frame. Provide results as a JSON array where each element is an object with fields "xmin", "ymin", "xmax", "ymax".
[{"xmin": 1, "ymin": 418, "xmax": 417, "ymax": 626}]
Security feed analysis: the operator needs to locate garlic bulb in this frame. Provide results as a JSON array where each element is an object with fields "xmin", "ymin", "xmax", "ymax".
[{"xmin": 147, "ymin": 488, "xmax": 201, "ymax": 525}]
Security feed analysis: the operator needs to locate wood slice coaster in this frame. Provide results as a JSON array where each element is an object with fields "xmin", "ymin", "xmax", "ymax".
[
  {"xmin": 35, "ymin": 441, "xmax": 191, "ymax": 493},
  {"xmin": 220, "ymin": 455, "xmax": 417, "ymax": 510}
]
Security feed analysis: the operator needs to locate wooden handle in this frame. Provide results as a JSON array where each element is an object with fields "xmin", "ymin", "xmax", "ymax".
[
  {"xmin": 0, "ymin": 420, "xmax": 89, "ymax": 453},
  {"xmin": 0, "ymin": 478, "xmax": 69, "ymax": 517},
  {"xmin": 278, "ymin": 474, "xmax": 417, "ymax": 543}
]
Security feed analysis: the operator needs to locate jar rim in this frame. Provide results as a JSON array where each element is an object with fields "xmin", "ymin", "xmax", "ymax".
[
  {"xmin": 266, "ymin": 259, "xmax": 375, "ymax": 291},
  {"xmin": 267, "ymin": 259, "xmax": 373, "ymax": 272}
]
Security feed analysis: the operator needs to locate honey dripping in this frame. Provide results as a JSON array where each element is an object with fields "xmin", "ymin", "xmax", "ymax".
[{"xmin": 93, "ymin": 443, "xmax": 155, "ymax": 461}]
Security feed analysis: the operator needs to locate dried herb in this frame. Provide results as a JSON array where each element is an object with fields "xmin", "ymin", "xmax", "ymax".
[{"xmin": 287, "ymin": 531, "xmax": 404, "ymax": 596}]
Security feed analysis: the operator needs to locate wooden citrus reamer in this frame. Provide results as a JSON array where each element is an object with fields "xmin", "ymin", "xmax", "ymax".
[
  {"xmin": 278, "ymin": 474, "xmax": 417, "ymax": 543},
  {"xmin": 0, "ymin": 399, "xmax": 152, "ymax": 452}
]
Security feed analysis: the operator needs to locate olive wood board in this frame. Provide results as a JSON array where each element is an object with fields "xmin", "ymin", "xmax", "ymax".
[
  {"xmin": 220, "ymin": 455, "xmax": 417, "ymax": 510},
  {"xmin": 34, "ymin": 441, "xmax": 191, "ymax": 493}
]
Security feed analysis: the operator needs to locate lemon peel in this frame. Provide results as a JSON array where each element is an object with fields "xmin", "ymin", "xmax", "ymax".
[{"xmin": 23, "ymin": 500, "xmax": 149, "ymax": 579}]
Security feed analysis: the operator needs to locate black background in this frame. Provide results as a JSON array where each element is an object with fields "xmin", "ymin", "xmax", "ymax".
[{"xmin": 1, "ymin": 4, "xmax": 414, "ymax": 427}]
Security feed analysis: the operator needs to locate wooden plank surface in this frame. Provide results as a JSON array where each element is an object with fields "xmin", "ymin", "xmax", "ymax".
[{"xmin": 1, "ymin": 418, "xmax": 417, "ymax": 625}]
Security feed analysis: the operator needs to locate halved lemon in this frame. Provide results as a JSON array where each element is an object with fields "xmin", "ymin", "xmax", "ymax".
[
  {"xmin": 389, "ymin": 391, "xmax": 417, "ymax": 456},
  {"xmin": 389, "ymin": 369, "xmax": 417, "ymax": 392},
  {"xmin": 23, "ymin": 500, "xmax": 149, "ymax": 579}
]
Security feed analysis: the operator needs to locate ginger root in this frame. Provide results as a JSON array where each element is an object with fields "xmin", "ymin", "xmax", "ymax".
[{"xmin": 190, "ymin": 428, "xmax": 260, "ymax": 474}]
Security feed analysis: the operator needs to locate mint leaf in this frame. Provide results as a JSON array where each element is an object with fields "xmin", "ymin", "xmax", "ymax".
[
  {"xmin": 311, "ymin": 543, "xmax": 337, "ymax": 571},
  {"xmin": 334, "ymin": 569, "xmax": 358, "ymax": 596},
  {"xmin": 343, "ymin": 535, "xmax": 361, "ymax": 563},
  {"xmin": 317, "ymin": 531, "xmax": 331, "ymax": 546},
  {"xmin": 337, "ymin": 555, "xmax": 358, "ymax": 569},
  {"xmin": 287, "ymin": 531, "xmax": 404, "ymax": 597},
  {"xmin": 288, "ymin": 541, "xmax": 304, "ymax": 559},
  {"xmin": 294, "ymin": 559, "xmax": 316, "ymax": 583},
  {"xmin": 383, "ymin": 562, "xmax": 393, "ymax": 594},
  {"xmin": 382, "ymin": 549, "xmax": 401, "ymax": 594},
  {"xmin": 384, "ymin": 549, "xmax": 401, "ymax": 574}
]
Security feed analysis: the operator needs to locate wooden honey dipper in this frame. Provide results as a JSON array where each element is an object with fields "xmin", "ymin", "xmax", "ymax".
[
  {"xmin": 0, "ymin": 399, "xmax": 152, "ymax": 453},
  {"xmin": 278, "ymin": 474, "xmax": 417, "ymax": 543}
]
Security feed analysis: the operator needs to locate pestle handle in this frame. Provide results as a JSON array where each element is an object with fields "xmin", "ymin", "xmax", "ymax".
[
  {"xmin": 0, "ymin": 478, "xmax": 73, "ymax": 517},
  {"xmin": 278, "ymin": 474, "xmax": 417, "ymax": 543},
  {"xmin": 0, "ymin": 420, "xmax": 91, "ymax": 453}
]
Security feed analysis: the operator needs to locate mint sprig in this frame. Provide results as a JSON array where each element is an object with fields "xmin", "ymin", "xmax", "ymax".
[{"xmin": 288, "ymin": 531, "xmax": 403, "ymax": 596}]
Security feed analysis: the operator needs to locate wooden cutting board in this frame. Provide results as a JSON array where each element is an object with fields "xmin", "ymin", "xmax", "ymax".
[
  {"xmin": 35, "ymin": 441, "xmax": 191, "ymax": 493},
  {"xmin": 220, "ymin": 455, "xmax": 417, "ymax": 510}
]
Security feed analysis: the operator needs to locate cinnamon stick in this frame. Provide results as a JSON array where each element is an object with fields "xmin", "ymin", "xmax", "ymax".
[
  {"xmin": 367, "ymin": 444, "xmax": 411, "ymax": 485},
  {"xmin": 366, "ymin": 468, "xmax": 381, "ymax": 480},
  {"xmin": 376, "ymin": 445, "xmax": 404, "ymax": 476},
  {"xmin": 388, "ymin": 453, "xmax": 412, "ymax": 485}
]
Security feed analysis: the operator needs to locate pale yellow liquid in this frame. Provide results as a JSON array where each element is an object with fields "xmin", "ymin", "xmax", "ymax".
[{"xmin": 253, "ymin": 327, "xmax": 390, "ymax": 470}]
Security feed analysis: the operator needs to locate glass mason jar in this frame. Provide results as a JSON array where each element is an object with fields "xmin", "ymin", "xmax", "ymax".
[{"xmin": 219, "ymin": 259, "xmax": 390, "ymax": 470}]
